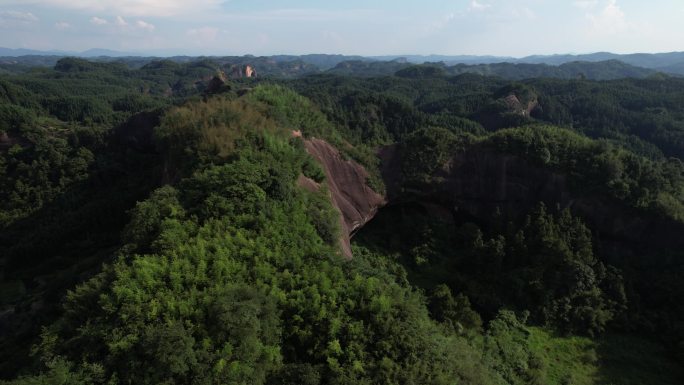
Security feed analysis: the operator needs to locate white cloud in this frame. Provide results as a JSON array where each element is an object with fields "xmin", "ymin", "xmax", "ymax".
[
  {"xmin": 14, "ymin": 0, "xmax": 224, "ymax": 17},
  {"xmin": 573, "ymin": 0, "xmax": 599, "ymax": 10},
  {"xmin": 54, "ymin": 21, "xmax": 71, "ymax": 30},
  {"xmin": 0, "ymin": 10, "xmax": 38, "ymax": 22},
  {"xmin": 6, "ymin": 11, "xmax": 38, "ymax": 22},
  {"xmin": 219, "ymin": 8, "xmax": 379, "ymax": 22},
  {"xmin": 187, "ymin": 27, "xmax": 219, "ymax": 41},
  {"xmin": 89, "ymin": 14, "xmax": 155, "ymax": 34},
  {"xmin": 0, "ymin": 11, "xmax": 38, "ymax": 28},
  {"xmin": 468, "ymin": 1, "xmax": 491, "ymax": 12},
  {"xmin": 136, "ymin": 20, "xmax": 155, "ymax": 31},
  {"xmin": 511, "ymin": 7, "xmax": 536, "ymax": 20},
  {"xmin": 585, "ymin": 0, "xmax": 627, "ymax": 34},
  {"xmin": 90, "ymin": 16, "xmax": 108, "ymax": 25}
]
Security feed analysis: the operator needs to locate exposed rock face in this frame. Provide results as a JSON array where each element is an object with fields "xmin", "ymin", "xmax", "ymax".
[
  {"xmin": 475, "ymin": 94, "xmax": 540, "ymax": 131},
  {"xmin": 305, "ymin": 138, "xmax": 684, "ymax": 259},
  {"xmin": 502, "ymin": 94, "xmax": 538, "ymax": 117},
  {"xmin": 303, "ymin": 138, "xmax": 386, "ymax": 258},
  {"xmin": 297, "ymin": 174, "xmax": 320, "ymax": 193},
  {"xmin": 230, "ymin": 65, "xmax": 257, "ymax": 79}
]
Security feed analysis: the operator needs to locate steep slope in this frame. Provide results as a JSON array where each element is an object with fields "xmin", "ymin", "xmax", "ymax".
[
  {"xmin": 302, "ymin": 138, "xmax": 385, "ymax": 258},
  {"xmin": 379, "ymin": 143, "xmax": 684, "ymax": 253},
  {"xmin": 1, "ymin": 91, "xmax": 524, "ymax": 385},
  {"xmin": 2, "ymin": 69, "xmax": 684, "ymax": 384}
]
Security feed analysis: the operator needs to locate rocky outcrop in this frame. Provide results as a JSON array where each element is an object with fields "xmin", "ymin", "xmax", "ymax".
[
  {"xmin": 230, "ymin": 65, "xmax": 257, "ymax": 79},
  {"xmin": 502, "ymin": 94, "xmax": 538, "ymax": 117},
  {"xmin": 476, "ymin": 91, "xmax": 539, "ymax": 130},
  {"xmin": 303, "ymin": 138, "xmax": 684, "ymax": 259},
  {"xmin": 205, "ymin": 70, "xmax": 229, "ymax": 94},
  {"xmin": 303, "ymin": 138, "xmax": 385, "ymax": 258}
]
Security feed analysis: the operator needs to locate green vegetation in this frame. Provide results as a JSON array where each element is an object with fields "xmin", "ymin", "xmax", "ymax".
[
  {"xmin": 355, "ymin": 201, "xmax": 626, "ymax": 336},
  {"xmin": 1, "ymin": 58, "xmax": 684, "ymax": 384},
  {"xmin": 399, "ymin": 127, "xmax": 468, "ymax": 186},
  {"xmin": 483, "ymin": 125, "xmax": 684, "ymax": 221},
  {"xmin": 289, "ymin": 71, "xmax": 684, "ymax": 158},
  {"xmin": 0, "ymin": 92, "xmax": 507, "ymax": 385},
  {"xmin": 527, "ymin": 328, "xmax": 684, "ymax": 385}
]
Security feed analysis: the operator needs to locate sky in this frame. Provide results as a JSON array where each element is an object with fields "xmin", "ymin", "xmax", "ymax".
[{"xmin": 0, "ymin": 0, "xmax": 683, "ymax": 57}]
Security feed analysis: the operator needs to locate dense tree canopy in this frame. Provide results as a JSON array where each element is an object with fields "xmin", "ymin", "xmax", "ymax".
[{"xmin": 1, "ymin": 59, "xmax": 684, "ymax": 384}]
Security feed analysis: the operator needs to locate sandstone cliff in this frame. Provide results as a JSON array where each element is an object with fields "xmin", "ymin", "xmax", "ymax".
[
  {"xmin": 502, "ymin": 94, "xmax": 538, "ymax": 117},
  {"xmin": 302, "ymin": 138, "xmax": 385, "ymax": 258},
  {"xmin": 230, "ymin": 65, "xmax": 257, "ymax": 79},
  {"xmin": 304, "ymin": 137, "xmax": 684, "ymax": 259}
]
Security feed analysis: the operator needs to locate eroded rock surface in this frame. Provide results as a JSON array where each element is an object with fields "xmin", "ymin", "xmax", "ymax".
[
  {"xmin": 230, "ymin": 65, "xmax": 258, "ymax": 78},
  {"xmin": 303, "ymin": 138, "xmax": 385, "ymax": 258},
  {"xmin": 303, "ymin": 138, "xmax": 684, "ymax": 259}
]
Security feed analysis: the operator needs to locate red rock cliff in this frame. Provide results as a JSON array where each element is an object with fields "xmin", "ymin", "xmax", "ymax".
[{"xmin": 303, "ymin": 138, "xmax": 385, "ymax": 258}]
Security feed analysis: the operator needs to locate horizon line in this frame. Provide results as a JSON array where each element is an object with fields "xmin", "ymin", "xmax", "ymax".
[{"xmin": 2, "ymin": 47, "xmax": 684, "ymax": 59}]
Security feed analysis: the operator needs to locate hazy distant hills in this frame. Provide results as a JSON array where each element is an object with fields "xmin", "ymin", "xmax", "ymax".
[
  {"xmin": 371, "ymin": 51, "xmax": 684, "ymax": 72},
  {"xmin": 516, "ymin": 51, "xmax": 684, "ymax": 68},
  {"xmin": 1, "ymin": 47, "xmax": 683, "ymax": 79},
  {"xmin": 366, "ymin": 52, "xmax": 684, "ymax": 76},
  {"xmin": 370, "ymin": 54, "xmax": 515, "ymax": 65},
  {"xmin": 4, "ymin": 47, "xmax": 684, "ymax": 69},
  {"xmin": 0, "ymin": 47, "xmax": 67, "ymax": 56},
  {"xmin": 438, "ymin": 60, "xmax": 657, "ymax": 80},
  {"xmin": 327, "ymin": 59, "xmax": 661, "ymax": 80}
]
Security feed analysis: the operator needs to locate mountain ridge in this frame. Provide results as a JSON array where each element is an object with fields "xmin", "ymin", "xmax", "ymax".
[{"xmin": 3, "ymin": 47, "xmax": 684, "ymax": 69}]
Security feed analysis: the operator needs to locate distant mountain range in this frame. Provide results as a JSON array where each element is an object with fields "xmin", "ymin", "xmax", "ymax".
[
  {"xmin": 2, "ymin": 48, "xmax": 684, "ymax": 78},
  {"xmin": 370, "ymin": 52, "xmax": 684, "ymax": 74},
  {"xmin": 370, "ymin": 54, "xmax": 516, "ymax": 64},
  {"xmin": 3, "ymin": 47, "xmax": 684, "ymax": 68},
  {"xmin": 326, "ymin": 58, "xmax": 665, "ymax": 80}
]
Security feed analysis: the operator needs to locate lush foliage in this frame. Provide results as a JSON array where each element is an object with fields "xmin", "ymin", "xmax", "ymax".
[
  {"xmin": 483, "ymin": 125, "xmax": 684, "ymax": 221},
  {"xmin": 356, "ymin": 201, "xmax": 626, "ymax": 336},
  {"xmin": 2, "ymin": 59, "xmax": 684, "ymax": 384},
  {"xmin": 1, "ymin": 99, "xmax": 510, "ymax": 385}
]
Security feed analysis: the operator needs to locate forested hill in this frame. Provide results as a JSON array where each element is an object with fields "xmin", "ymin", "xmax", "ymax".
[
  {"xmin": 0, "ymin": 53, "xmax": 674, "ymax": 80},
  {"xmin": 5, "ymin": 48, "xmax": 684, "ymax": 71},
  {"xmin": 0, "ymin": 59, "xmax": 683, "ymax": 384},
  {"xmin": 329, "ymin": 59, "xmax": 661, "ymax": 80}
]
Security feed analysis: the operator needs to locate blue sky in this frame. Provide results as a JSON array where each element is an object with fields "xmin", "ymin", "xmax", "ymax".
[{"xmin": 0, "ymin": 0, "xmax": 683, "ymax": 56}]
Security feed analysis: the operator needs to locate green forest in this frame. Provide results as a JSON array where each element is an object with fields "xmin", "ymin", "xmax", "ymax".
[{"xmin": 1, "ymin": 57, "xmax": 683, "ymax": 384}]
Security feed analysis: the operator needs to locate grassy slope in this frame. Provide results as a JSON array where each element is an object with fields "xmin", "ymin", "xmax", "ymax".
[{"xmin": 528, "ymin": 327, "xmax": 683, "ymax": 385}]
